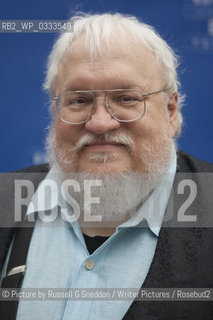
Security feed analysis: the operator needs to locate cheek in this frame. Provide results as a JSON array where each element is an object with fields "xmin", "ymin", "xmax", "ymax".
[
  {"xmin": 143, "ymin": 105, "xmax": 170, "ymax": 134},
  {"xmin": 55, "ymin": 121, "xmax": 79, "ymax": 147},
  {"xmin": 127, "ymin": 119, "xmax": 152, "ymax": 144},
  {"xmin": 128, "ymin": 110, "xmax": 171, "ymax": 150}
]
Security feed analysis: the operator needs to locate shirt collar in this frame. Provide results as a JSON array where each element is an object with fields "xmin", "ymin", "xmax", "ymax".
[
  {"xmin": 26, "ymin": 169, "xmax": 64, "ymax": 215},
  {"xmin": 117, "ymin": 154, "xmax": 177, "ymax": 236}
]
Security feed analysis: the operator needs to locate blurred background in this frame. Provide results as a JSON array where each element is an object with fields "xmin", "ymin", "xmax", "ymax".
[{"xmin": 1, "ymin": 0, "xmax": 213, "ymax": 171}]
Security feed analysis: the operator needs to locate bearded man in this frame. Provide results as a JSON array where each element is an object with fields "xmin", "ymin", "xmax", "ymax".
[{"xmin": 0, "ymin": 13, "xmax": 213, "ymax": 320}]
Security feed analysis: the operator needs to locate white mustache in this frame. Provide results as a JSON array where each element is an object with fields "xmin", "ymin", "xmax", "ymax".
[{"xmin": 73, "ymin": 132, "xmax": 134, "ymax": 154}]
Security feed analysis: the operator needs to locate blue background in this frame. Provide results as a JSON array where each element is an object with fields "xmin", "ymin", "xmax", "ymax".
[{"xmin": 1, "ymin": 0, "xmax": 213, "ymax": 172}]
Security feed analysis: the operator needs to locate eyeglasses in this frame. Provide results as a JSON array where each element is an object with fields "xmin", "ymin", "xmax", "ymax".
[{"xmin": 53, "ymin": 88, "xmax": 166, "ymax": 125}]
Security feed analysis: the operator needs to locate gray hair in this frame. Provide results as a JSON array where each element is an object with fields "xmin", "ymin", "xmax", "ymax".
[{"xmin": 43, "ymin": 13, "xmax": 185, "ymax": 135}]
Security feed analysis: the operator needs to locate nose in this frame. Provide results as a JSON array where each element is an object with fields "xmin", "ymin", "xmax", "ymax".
[{"xmin": 85, "ymin": 97, "xmax": 120, "ymax": 134}]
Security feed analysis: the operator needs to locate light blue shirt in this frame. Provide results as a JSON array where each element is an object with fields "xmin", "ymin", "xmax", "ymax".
[{"xmin": 16, "ymin": 157, "xmax": 176, "ymax": 320}]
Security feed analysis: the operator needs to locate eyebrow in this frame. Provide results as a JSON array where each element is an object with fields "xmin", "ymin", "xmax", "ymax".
[{"xmin": 63, "ymin": 79, "xmax": 144, "ymax": 92}]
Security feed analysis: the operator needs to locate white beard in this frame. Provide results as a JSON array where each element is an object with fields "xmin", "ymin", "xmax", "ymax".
[{"xmin": 45, "ymin": 122, "xmax": 176, "ymax": 224}]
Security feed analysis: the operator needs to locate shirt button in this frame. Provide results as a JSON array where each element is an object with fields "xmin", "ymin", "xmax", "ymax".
[{"xmin": 85, "ymin": 259, "xmax": 95, "ymax": 270}]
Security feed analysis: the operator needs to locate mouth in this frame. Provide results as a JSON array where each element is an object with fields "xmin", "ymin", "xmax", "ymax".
[
  {"xmin": 73, "ymin": 133, "xmax": 134, "ymax": 155},
  {"xmin": 84, "ymin": 142, "xmax": 125, "ymax": 151}
]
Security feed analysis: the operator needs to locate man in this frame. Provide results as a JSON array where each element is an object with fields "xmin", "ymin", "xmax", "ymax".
[{"xmin": 0, "ymin": 13, "xmax": 213, "ymax": 320}]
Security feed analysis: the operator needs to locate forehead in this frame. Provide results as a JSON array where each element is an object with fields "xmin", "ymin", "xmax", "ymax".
[{"xmin": 55, "ymin": 36, "xmax": 164, "ymax": 93}]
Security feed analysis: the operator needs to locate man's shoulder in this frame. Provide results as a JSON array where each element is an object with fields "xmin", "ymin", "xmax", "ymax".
[
  {"xmin": 0, "ymin": 163, "xmax": 49, "ymax": 181},
  {"xmin": 0, "ymin": 164, "xmax": 50, "ymax": 202},
  {"xmin": 0, "ymin": 164, "xmax": 50, "ymax": 227},
  {"xmin": 177, "ymin": 150, "xmax": 213, "ymax": 173},
  {"xmin": 14, "ymin": 163, "xmax": 49, "ymax": 174}
]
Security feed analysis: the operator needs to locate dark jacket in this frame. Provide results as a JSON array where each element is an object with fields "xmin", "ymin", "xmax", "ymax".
[{"xmin": 0, "ymin": 151, "xmax": 213, "ymax": 319}]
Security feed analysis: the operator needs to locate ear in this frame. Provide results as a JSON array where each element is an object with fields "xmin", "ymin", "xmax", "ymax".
[{"xmin": 167, "ymin": 92, "xmax": 179, "ymax": 137}]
